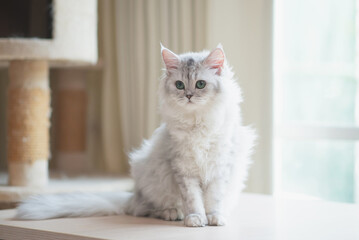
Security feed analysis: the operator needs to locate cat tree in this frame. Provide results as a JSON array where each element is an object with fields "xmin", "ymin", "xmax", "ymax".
[
  {"xmin": 0, "ymin": 0, "xmax": 134, "ymax": 209},
  {"xmin": 0, "ymin": 0, "xmax": 97, "ymax": 187}
]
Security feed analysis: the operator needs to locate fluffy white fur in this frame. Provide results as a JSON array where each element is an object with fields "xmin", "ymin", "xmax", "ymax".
[{"xmin": 16, "ymin": 45, "xmax": 256, "ymax": 227}]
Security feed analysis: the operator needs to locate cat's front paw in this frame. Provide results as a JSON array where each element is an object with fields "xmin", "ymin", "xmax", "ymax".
[
  {"xmin": 159, "ymin": 208, "xmax": 184, "ymax": 221},
  {"xmin": 184, "ymin": 213, "xmax": 207, "ymax": 227},
  {"xmin": 206, "ymin": 213, "xmax": 226, "ymax": 226}
]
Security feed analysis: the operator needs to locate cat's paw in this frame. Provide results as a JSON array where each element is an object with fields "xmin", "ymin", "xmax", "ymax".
[
  {"xmin": 158, "ymin": 208, "xmax": 184, "ymax": 221},
  {"xmin": 206, "ymin": 213, "xmax": 226, "ymax": 226},
  {"xmin": 184, "ymin": 213, "xmax": 207, "ymax": 227}
]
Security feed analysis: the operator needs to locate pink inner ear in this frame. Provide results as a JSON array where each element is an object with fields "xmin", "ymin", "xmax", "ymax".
[
  {"xmin": 204, "ymin": 48, "xmax": 225, "ymax": 72},
  {"xmin": 162, "ymin": 49, "xmax": 179, "ymax": 70}
]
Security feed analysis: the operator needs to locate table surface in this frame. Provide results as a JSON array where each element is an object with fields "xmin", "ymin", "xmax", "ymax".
[{"xmin": 0, "ymin": 193, "xmax": 358, "ymax": 240}]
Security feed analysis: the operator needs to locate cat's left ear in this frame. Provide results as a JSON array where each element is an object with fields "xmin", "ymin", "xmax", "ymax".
[
  {"xmin": 161, "ymin": 43, "xmax": 180, "ymax": 70},
  {"xmin": 204, "ymin": 44, "xmax": 225, "ymax": 75}
]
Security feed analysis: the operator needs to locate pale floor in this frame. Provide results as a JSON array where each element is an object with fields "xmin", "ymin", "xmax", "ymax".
[{"xmin": 0, "ymin": 193, "xmax": 358, "ymax": 240}]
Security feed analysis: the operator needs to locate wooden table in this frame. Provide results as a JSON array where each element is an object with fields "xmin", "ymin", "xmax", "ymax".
[{"xmin": 0, "ymin": 193, "xmax": 358, "ymax": 240}]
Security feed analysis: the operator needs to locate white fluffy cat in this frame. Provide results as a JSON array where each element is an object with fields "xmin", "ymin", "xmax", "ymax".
[{"xmin": 16, "ymin": 44, "xmax": 256, "ymax": 227}]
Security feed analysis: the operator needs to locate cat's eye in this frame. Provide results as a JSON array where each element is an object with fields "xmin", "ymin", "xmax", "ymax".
[
  {"xmin": 196, "ymin": 80, "xmax": 206, "ymax": 89},
  {"xmin": 175, "ymin": 81, "xmax": 185, "ymax": 90}
]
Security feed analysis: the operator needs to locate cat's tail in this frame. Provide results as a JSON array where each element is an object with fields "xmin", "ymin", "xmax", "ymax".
[{"xmin": 15, "ymin": 191, "xmax": 133, "ymax": 220}]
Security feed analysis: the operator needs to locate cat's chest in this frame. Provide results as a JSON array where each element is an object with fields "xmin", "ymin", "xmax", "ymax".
[
  {"xmin": 172, "ymin": 123, "xmax": 219, "ymax": 153},
  {"xmin": 170, "ymin": 126, "xmax": 228, "ymax": 180}
]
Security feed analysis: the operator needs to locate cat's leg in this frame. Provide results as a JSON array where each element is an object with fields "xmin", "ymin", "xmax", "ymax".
[
  {"xmin": 175, "ymin": 175, "xmax": 207, "ymax": 227},
  {"xmin": 204, "ymin": 179, "xmax": 227, "ymax": 226}
]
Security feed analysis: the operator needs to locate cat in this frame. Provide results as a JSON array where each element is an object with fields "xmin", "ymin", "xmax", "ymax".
[{"xmin": 16, "ymin": 44, "xmax": 256, "ymax": 227}]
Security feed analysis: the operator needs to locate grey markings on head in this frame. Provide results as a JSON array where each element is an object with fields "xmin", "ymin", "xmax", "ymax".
[
  {"xmin": 184, "ymin": 58, "xmax": 195, "ymax": 81},
  {"xmin": 187, "ymin": 58, "xmax": 194, "ymax": 67}
]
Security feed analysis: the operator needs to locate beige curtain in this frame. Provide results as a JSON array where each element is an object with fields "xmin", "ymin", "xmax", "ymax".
[
  {"xmin": 95, "ymin": 0, "xmax": 273, "ymax": 194},
  {"xmin": 97, "ymin": 0, "xmax": 207, "ymax": 173}
]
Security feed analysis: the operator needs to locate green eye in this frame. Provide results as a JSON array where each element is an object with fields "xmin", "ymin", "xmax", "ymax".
[
  {"xmin": 175, "ymin": 81, "xmax": 185, "ymax": 90},
  {"xmin": 196, "ymin": 80, "xmax": 206, "ymax": 89}
]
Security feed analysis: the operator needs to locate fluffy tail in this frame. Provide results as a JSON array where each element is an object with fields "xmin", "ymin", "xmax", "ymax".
[{"xmin": 16, "ymin": 191, "xmax": 133, "ymax": 220}]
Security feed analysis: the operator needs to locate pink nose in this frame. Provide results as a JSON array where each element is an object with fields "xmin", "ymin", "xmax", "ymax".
[{"xmin": 186, "ymin": 94, "xmax": 193, "ymax": 99}]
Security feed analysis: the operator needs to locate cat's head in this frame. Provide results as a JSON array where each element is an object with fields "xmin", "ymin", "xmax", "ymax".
[{"xmin": 160, "ymin": 44, "xmax": 228, "ymax": 112}]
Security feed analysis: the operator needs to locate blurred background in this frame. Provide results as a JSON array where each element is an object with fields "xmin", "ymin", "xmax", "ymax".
[{"xmin": 0, "ymin": 0, "xmax": 357, "ymax": 204}]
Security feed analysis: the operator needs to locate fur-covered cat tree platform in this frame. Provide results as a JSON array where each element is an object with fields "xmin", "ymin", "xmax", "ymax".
[{"xmin": 0, "ymin": 0, "xmax": 133, "ymax": 208}]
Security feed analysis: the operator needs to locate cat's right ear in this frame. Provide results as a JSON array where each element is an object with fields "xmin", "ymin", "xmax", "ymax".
[{"xmin": 161, "ymin": 44, "xmax": 179, "ymax": 70}]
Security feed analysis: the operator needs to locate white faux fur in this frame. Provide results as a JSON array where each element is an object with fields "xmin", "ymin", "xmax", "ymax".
[{"xmin": 16, "ymin": 45, "xmax": 256, "ymax": 227}]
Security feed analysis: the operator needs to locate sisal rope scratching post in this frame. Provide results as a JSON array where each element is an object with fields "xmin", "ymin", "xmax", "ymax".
[{"xmin": 7, "ymin": 61, "xmax": 50, "ymax": 187}]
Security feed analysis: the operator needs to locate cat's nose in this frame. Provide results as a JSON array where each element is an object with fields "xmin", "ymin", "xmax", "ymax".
[{"xmin": 186, "ymin": 94, "xmax": 193, "ymax": 100}]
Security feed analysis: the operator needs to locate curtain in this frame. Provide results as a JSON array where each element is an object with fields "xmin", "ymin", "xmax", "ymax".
[{"xmin": 98, "ymin": 0, "xmax": 207, "ymax": 173}]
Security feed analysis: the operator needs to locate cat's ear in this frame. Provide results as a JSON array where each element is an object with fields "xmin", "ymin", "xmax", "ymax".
[
  {"xmin": 204, "ymin": 44, "xmax": 225, "ymax": 75},
  {"xmin": 161, "ymin": 44, "xmax": 180, "ymax": 70}
]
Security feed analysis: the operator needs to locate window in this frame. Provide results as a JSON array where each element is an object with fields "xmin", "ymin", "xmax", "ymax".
[{"xmin": 273, "ymin": 0, "xmax": 358, "ymax": 203}]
